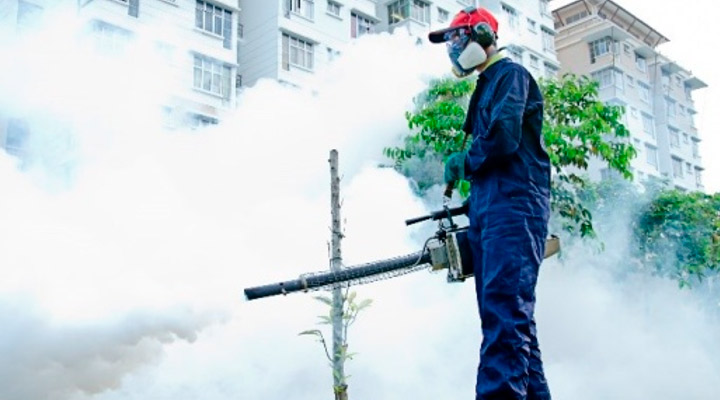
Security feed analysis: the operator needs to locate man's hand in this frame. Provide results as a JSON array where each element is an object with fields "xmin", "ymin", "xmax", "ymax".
[{"xmin": 444, "ymin": 151, "xmax": 467, "ymax": 184}]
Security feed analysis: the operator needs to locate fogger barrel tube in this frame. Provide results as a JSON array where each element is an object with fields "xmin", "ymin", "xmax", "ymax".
[{"xmin": 244, "ymin": 251, "xmax": 431, "ymax": 301}]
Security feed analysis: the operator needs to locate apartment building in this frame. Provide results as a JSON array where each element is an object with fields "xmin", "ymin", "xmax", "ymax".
[
  {"xmin": 239, "ymin": 0, "xmax": 559, "ymax": 88},
  {"xmin": 1, "ymin": 0, "xmax": 241, "ymax": 159},
  {"xmin": 239, "ymin": 0, "xmax": 380, "ymax": 89},
  {"xmin": 552, "ymin": 0, "xmax": 707, "ymax": 191}
]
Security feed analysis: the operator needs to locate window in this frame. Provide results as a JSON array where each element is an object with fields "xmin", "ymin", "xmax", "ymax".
[
  {"xmin": 527, "ymin": 18, "xmax": 537, "ymax": 33},
  {"xmin": 679, "ymin": 104, "xmax": 686, "ymax": 116},
  {"xmin": 692, "ymin": 140, "xmax": 699, "ymax": 158},
  {"xmin": 669, "ymin": 128, "xmax": 680, "ymax": 148},
  {"xmin": 327, "ymin": 47, "xmax": 340, "ymax": 62},
  {"xmin": 541, "ymin": 27, "xmax": 555, "ymax": 52},
  {"xmin": 351, "ymin": 12, "xmax": 374, "ymax": 38},
  {"xmin": 623, "ymin": 43, "xmax": 631, "ymax": 55},
  {"xmin": 630, "ymin": 107, "xmax": 638, "ymax": 118},
  {"xmin": 645, "ymin": 144, "xmax": 658, "ymax": 168},
  {"xmin": 641, "ymin": 113, "xmax": 655, "ymax": 137},
  {"xmin": 675, "ymin": 76, "xmax": 682, "ymax": 87},
  {"xmin": 508, "ymin": 47, "xmax": 523, "ymax": 64},
  {"xmin": 589, "ymin": 37, "xmax": 616, "ymax": 63},
  {"xmin": 237, "ymin": 21, "xmax": 244, "ymax": 40},
  {"xmin": 438, "ymin": 8, "xmax": 449, "ymax": 23},
  {"xmin": 627, "ymin": 75, "xmax": 634, "ymax": 87},
  {"xmin": 529, "ymin": 55, "xmax": 539, "ymax": 69},
  {"xmin": 286, "ymin": 0, "xmax": 314, "ymax": 20},
  {"xmin": 672, "ymin": 158, "xmax": 683, "ymax": 178},
  {"xmin": 327, "ymin": 1, "xmax": 341, "ymax": 17},
  {"xmin": 686, "ymin": 162, "xmax": 692, "ymax": 175},
  {"xmin": 565, "ymin": 10, "xmax": 588, "ymax": 24},
  {"xmin": 282, "ymin": 33, "xmax": 314, "ymax": 70},
  {"xmin": 388, "ymin": 0, "xmax": 408, "ymax": 24},
  {"xmin": 410, "ymin": 0, "xmax": 430, "ymax": 23},
  {"xmin": 682, "ymin": 132, "xmax": 689, "ymax": 144},
  {"xmin": 635, "ymin": 53, "xmax": 647, "ymax": 72},
  {"xmin": 592, "ymin": 69, "xmax": 613, "ymax": 88},
  {"xmin": 193, "ymin": 54, "xmax": 231, "ymax": 99},
  {"xmin": 592, "ymin": 68, "xmax": 622, "ymax": 90},
  {"xmin": 695, "ymin": 168, "xmax": 702, "ymax": 186},
  {"xmin": 614, "ymin": 69, "xmax": 624, "ymax": 91},
  {"xmin": 387, "ymin": 1, "xmax": 429, "ymax": 24},
  {"xmin": 191, "ymin": 113, "xmax": 219, "ymax": 129},
  {"xmin": 666, "ymin": 98, "xmax": 676, "ymax": 121},
  {"xmin": 92, "ymin": 20, "xmax": 133, "ymax": 53},
  {"xmin": 195, "ymin": 0, "xmax": 233, "ymax": 49},
  {"xmin": 502, "ymin": 4, "xmax": 519, "ymax": 31},
  {"xmin": 539, "ymin": 0, "xmax": 549, "ymax": 15},
  {"xmin": 638, "ymin": 82, "xmax": 650, "ymax": 104},
  {"xmin": 544, "ymin": 65, "xmax": 558, "ymax": 79},
  {"xmin": 128, "ymin": 0, "xmax": 139, "ymax": 18},
  {"xmin": 661, "ymin": 71, "xmax": 670, "ymax": 89},
  {"xmin": 684, "ymin": 85, "xmax": 693, "ymax": 101}
]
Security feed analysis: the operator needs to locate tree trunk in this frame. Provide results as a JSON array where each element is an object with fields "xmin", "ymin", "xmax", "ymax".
[{"xmin": 329, "ymin": 150, "xmax": 348, "ymax": 400}]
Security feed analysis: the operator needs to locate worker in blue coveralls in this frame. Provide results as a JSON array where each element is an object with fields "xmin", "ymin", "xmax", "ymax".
[{"xmin": 428, "ymin": 6, "xmax": 552, "ymax": 400}]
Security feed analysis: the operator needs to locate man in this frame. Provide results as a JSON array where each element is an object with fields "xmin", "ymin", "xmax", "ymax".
[{"xmin": 428, "ymin": 7, "xmax": 552, "ymax": 400}]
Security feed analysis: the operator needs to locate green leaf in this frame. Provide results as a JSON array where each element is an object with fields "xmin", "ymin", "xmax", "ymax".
[{"xmin": 314, "ymin": 295, "xmax": 333, "ymax": 306}]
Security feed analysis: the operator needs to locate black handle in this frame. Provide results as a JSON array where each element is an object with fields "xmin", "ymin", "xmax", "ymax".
[{"xmin": 405, "ymin": 203, "xmax": 468, "ymax": 226}]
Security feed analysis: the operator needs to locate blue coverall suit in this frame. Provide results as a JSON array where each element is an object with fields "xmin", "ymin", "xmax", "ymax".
[{"xmin": 463, "ymin": 57, "xmax": 551, "ymax": 400}]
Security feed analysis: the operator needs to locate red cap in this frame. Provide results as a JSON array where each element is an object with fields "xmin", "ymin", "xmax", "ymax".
[{"xmin": 428, "ymin": 7, "xmax": 499, "ymax": 44}]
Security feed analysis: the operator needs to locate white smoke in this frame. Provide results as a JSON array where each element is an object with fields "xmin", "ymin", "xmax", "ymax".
[{"xmin": 1, "ymin": 5, "xmax": 719, "ymax": 400}]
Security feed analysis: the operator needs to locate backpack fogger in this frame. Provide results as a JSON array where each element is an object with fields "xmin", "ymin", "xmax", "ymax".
[{"xmin": 243, "ymin": 204, "xmax": 559, "ymax": 301}]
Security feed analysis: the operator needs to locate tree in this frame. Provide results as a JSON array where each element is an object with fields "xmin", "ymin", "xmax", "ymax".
[
  {"xmin": 298, "ymin": 150, "xmax": 372, "ymax": 400},
  {"xmin": 299, "ymin": 291, "xmax": 372, "ymax": 398},
  {"xmin": 384, "ymin": 74, "xmax": 636, "ymax": 238},
  {"xmin": 635, "ymin": 190, "xmax": 720, "ymax": 287}
]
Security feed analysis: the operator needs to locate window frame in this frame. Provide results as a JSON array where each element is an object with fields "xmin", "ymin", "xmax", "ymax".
[
  {"xmin": 645, "ymin": 144, "xmax": 658, "ymax": 168},
  {"xmin": 193, "ymin": 53, "xmax": 232, "ymax": 99},
  {"xmin": 287, "ymin": 0, "xmax": 315, "ymax": 21},
  {"xmin": 195, "ymin": 0, "xmax": 233, "ymax": 49},
  {"xmin": 641, "ymin": 113, "xmax": 655, "ymax": 138},
  {"xmin": 351, "ymin": 12, "xmax": 375, "ymax": 38},
  {"xmin": 672, "ymin": 157, "xmax": 684, "ymax": 178},
  {"xmin": 282, "ymin": 32, "xmax": 315, "ymax": 71},
  {"xmin": 502, "ymin": 4, "xmax": 519, "ymax": 31},
  {"xmin": 327, "ymin": 0, "xmax": 341, "ymax": 17}
]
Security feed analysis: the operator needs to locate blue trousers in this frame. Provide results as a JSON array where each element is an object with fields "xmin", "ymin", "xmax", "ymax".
[{"xmin": 468, "ymin": 191, "xmax": 551, "ymax": 400}]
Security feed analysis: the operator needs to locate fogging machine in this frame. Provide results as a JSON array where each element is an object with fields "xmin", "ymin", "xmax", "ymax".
[{"xmin": 243, "ymin": 204, "xmax": 559, "ymax": 301}]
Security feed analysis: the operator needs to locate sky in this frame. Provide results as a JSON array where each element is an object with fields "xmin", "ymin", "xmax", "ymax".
[
  {"xmin": 552, "ymin": 0, "xmax": 719, "ymax": 193},
  {"xmin": 0, "ymin": 3, "xmax": 719, "ymax": 400}
]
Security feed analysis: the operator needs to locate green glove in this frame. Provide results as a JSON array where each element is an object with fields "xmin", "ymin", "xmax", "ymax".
[{"xmin": 444, "ymin": 151, "xmax": 467, "ymax": 184}]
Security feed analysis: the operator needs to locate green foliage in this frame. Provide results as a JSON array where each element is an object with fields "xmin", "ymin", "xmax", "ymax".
[
  {"xmin": 542, "ymin": 75, "xmax": 636, "ymax": 237},
  {"xmin": 299, "ymin": 290, "xmax": 372, "ymax": 393},
  {"xmin": 635, "ymin": 190, "xmax": 720, "ymax": 287},
  {"xmin": 384, "ymin": 73, "xmax": 636, "ymax": 237}
]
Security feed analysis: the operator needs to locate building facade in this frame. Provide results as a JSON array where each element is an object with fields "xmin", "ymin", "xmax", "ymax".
[
  {"xmin": 552, "ymin": 0, "xmax": 707, "ymax": 191},
  {"xmin": 239, "ymin": 0, "xmax": 559, "ymax": 88},
  {"xmin": 1, "ymin": 0, "xmax": 561, "ymax": 155},
  {"xmin": 78, "ymin": 0, "xmax": 241, "ymax": 126},
  {"xmin": 1, "ymin": 0, "xmax": 241, "ymax": 158}
]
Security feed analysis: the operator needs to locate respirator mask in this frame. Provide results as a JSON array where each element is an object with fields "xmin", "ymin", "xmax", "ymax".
[{"xmin": 445, "ymin": 22, "xmax": 496, "ymax": 78}]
